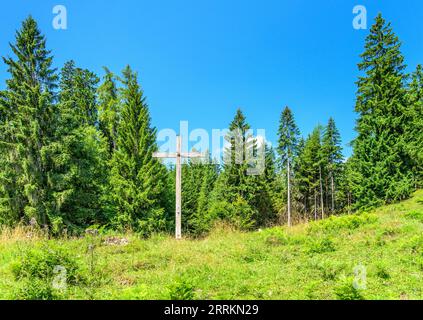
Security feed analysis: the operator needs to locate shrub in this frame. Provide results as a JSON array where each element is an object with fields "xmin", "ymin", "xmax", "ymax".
[
  {"xmin": 404, "ymin": 210, "xmax": 423, "ymax": 223},
  {"xmin": 375, "ymin": 263, "xmax": 390, "ymax": 279},
  {"xmin": 334, "ymin": 277, "xmax": 364, "ymax": 300},
  {"xmin": 208, "ymin": 197, "xmax": 256, "ymax": 231},
  {"xmin": 13, "ymin": 278, "xmax": 60, "ymax": 300},
  {"xmin": 306, "ymin": 237, "xmax": 336, "ymax": 254},
  {"xmin": 168, "ymin": 278, "xmax": 195, "ymax": 300},
  {"xmin": 260, "ymin": 228, "xmax": 288, "ymax": 246},
  {"xmin": 307, "ymin": 213, "xmax": 378, "ymax": 234},
  {"xmin": 311, "ymin": 259, "xmax": 345, "ymax": 281},
  {"xmin": 12, "ymin": 244, "xmax": 82, "ymax": 284},
  {"xmin": 404, "ymin": 235, "xmax": 423, "ymax": 255}
]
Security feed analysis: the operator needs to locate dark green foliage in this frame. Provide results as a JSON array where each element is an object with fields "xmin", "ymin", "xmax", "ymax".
[
  {"xmin": 180, "ymin": 153, "xmax": 219, "ymax": 235},
  {"xmin": 108, "ymin": 66, "xmax": 168, "ymax": 234},
  {"xmin": 0, "ymin": 17, "xmax": 59, "ymax": 226},
  {"xmin": 405, "ymin": 65, "xmax": 423, "ymax": 186},
  {"xmin": 0, "ymin": 14, "xmax": 421, "ymax": 236},
  {"xmin": 47, "ymin": 61, "xmax": 108, "ymax": 232},
  {"xmin": 277, "ymin": 106, "xmax": 300, "ymax": 226},
  {"xmin": 321, "ymin": 118, "xmax": 343, "ymax": 212},
  {"xmin": 98, "ymin": 67, "xmax": 120, "ymax": 155},
  {"xmin": 351, "ymin": 13, "xmax": 415, "ymax": 208},
  {"xmin": 209, "ymin": 109, "xmax": 274, "ymax": 230}
]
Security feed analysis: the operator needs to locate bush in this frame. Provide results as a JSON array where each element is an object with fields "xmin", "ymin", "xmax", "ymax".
[
  {"xmin": 260, "ymin": 228, "xmax": 288, "ymax": 246},
  {"xmin": 168, "ymin": 278, "xmax": 195, "ymax": 300},
  {"xmin": 404, "ymin": 210, "xmax": 423, "ymax": 223},
  {"xmin": 208, "ymin": 196, "xmax": 256, "ymax": 231},
  {"xmin": 310, "ymin": 258, "xmax": 345, "ymax": 281},
  {"xmin": 12, "ymin": 244, "xmax": 82, "ymax": 284},
  {"xmin": 13, "ymin": 278, "xmax": 59, "ymax": 300},
  {"xmin": 306, "ymin": 237, "xmax": 336, "ymax": 254},
  {"xmin": 334, "ymin": 277, "xmax": 364, "ymax": 300},
  {"xmin": 375, "ymin": 263, "xmax": 390, "ymax": 279},
  {"xmin": 307, "ymin": 213, "xmax": 378, "ymax": 234}
]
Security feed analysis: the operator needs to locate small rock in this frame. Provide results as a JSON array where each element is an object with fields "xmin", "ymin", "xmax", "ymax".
[{"xmin": 103, "ymin": 236, "xmax": 129, "ymax": 246}]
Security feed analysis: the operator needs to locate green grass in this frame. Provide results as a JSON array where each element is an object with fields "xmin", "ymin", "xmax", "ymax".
[{"xmin": 1, "ymin": 191, "xmax": 422, "ymax": 300}]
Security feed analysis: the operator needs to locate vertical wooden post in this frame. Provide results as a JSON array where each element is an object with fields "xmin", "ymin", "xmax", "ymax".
[
  {"xmin": 287, "ymin": 159, "xmax": 291, "ymax": 227},
  {"xmin": 175, "ymin": 135, "xmax": 182, "ymax": 240},
  {"xmin": 152, "ymin": 134, "xmax": 204, "ymax": 240}
]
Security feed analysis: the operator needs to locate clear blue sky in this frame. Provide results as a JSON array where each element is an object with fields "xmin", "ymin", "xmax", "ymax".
[{"xmin": 1, "ymin": 0, "xmax": 422, "ymax": 157}]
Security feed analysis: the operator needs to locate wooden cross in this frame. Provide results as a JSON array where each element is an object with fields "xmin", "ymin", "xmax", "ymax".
[{"xmin": 153, "ymin": 135, "xmax": 205, "ymax": 239}]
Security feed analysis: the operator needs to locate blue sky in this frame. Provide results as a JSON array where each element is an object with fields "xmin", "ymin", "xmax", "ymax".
[{"xmin": 0, "ymin": 0, "xmax": 422, "ymax": 157}]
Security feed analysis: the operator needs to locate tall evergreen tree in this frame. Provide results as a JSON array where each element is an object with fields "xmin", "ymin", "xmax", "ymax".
[
  {"xmin": 98, "ymin": 67, "xmax": 120, "ymax": 155},
  {"xmin": 322, "ymin": 117, "xmax": 343, "ymax": 212},
  {"xmin": 46, "ymin": 61, "xmax": 108, "ymax": 232},
  {"xmin": 0, "ymin": 17, "xmax": 58, "ymax": 225},
  {"xmin": 209, "ymin": 109, "xmax": 270, "ymax": 229},
  {"xmin": 277, "ymin": 106, "xmax": 300, "ymax": 226},
  {"xmin": 108, "ymin": 66, "xmax": 167, "ymax": 234},
  {"xmin": 405, "ymin": 65, "xmax": 423, "ymax": 186},
  {"xmin": 351, "ymin": 13, "xmax": 413, "ymax": 208}
]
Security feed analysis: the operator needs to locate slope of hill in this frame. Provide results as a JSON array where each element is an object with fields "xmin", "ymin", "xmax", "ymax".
[{"xmin": 0, "ymin": 191, "xmax": 422, "ymax": 300}]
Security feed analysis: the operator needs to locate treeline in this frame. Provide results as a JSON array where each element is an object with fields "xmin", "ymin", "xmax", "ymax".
[{"xmin": 0, "ymin": 14, "xmax": 421, "ymax": 236}]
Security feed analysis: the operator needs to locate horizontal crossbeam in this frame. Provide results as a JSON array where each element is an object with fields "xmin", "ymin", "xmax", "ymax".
[{"xmin": 152, "ymin": 152, "xmax": 177, "ymax": 158}]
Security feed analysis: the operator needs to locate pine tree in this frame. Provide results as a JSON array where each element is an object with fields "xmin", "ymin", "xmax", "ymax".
[
  {"xmin": 322, "ymin": 117, "xmax": 343, "ymax": 212},
  {"xmin": 351, "ymin": 13, "xmax": 413, "ymax": 208},
  {"xmin": 0, "ymin": 17, "xmax": 58, "ymax": 226},
  {"xmin": 108, "ymin": 66, "xmax": 167, "ymax": 234},
  {"xmin": 277, "ymin": 106, "xmax": 300, "ymax": 226}
]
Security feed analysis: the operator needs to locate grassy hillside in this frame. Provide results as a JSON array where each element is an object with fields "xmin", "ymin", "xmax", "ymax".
[{"xmin": 0, "ymin": 191, "xmax": 422, "ymax": 300}]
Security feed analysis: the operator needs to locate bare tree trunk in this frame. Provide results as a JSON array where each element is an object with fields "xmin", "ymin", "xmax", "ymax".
[
  {"xmin": 314, "ymin": 189, "xmax": 317, "ymax": 220},
  {"xmin": 287, "ymin": 159, "xmax": 291, "ymax": 227},
  {"xmin": 331, "ymin": 172, "xmax": 335, "ymax": 212},
  {"xmin": 319, "ymin": 166, "xmax": 324, "ymax": 219}
]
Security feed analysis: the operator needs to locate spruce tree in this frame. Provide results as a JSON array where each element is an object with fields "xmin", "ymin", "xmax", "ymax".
[
  {"xmin": 98, "ymin": 67, "xmax": 120, "ymax": 155},
  {"xmin": 277, "ymin": 106, "xmax": 300, "ymax": 226},
  {"xmin": 0, "ymin": 17, "xmax": 58, "ymax": 226},
  {"xmin": 405, "ymin": 65, "xmax": 423, "ymax": 186},
  {"xmin": 108, "ymin": 66, "xmax": 167, "ymax": 234},
  {"xmin": 351, "ymin": 13, "xmax": 413, "ymax": 208},
  {"xmin": 209, "ymin": 109, "xmax": 267, "ymax": 229},
  {"xmin": 322, "ymin": 117, "xmax": 343, "ymax": 212},
  {"xmin": 46, "ymin": 61, "xmax": 108, "ymax": 232}
]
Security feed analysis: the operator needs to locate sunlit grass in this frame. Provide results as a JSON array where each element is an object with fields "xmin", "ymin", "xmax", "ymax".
[{"xmin": 0, "ymin": 190, "xmax": 422, "ymax": 300}]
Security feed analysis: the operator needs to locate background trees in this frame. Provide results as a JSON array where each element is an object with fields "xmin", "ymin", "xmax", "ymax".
[
  {"xmin": 277, "ymin": 106, "xmax": 300, "ymax": 226},
  {"xmin": 0, "ymin": 14, "xmax": 421, "ymax": 236}
]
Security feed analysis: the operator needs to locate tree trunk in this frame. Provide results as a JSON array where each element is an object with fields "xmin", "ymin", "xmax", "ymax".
[
  {"xmin": 319, "ymin": 166, "xmax": 324, "ymax": 219},
  {"xmin": 287, "ymin": 159, "xmax": 291, "ymax": 227},
  {"xmin": 331, "ymin": 171, "xmax": 335, "ymax": 212},
  {"xmin": 314, "ymin": 189, "xmax": 317, "ymax": 220}
]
